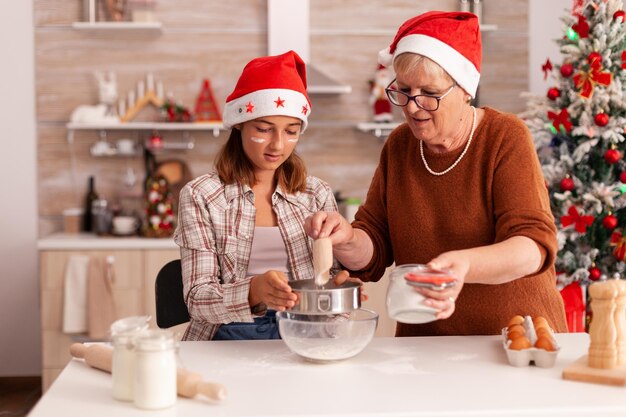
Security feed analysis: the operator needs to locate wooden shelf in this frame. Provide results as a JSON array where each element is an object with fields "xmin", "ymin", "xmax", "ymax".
[
  {"xmin": 67, "ymin": 121, "xmax": 225, "ymax": 137},
  {"xmin": 356, "ymin": 122, "xmax": 401, "ymax": 139},
  {"xmin": 72, "ymin": 21, "xmax": 162, "ymax": 33}
]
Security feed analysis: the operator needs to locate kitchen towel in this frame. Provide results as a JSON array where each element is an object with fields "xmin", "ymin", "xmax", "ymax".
[
  {"xmin": 88, "ymin": 255, "xmax": 118, "ymax": 339},
  {"xmin": 62, "ymin": 255, "xmax": 91, "ymax": 333}
]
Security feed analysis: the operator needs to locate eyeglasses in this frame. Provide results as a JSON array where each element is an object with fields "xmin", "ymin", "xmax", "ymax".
[{"xmin": 385, "ymin": 78, "xmax": 457, "ymax": 111}]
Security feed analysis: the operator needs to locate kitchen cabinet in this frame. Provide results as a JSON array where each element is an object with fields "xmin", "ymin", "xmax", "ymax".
[{"xmin": 38, "ymin": 235, "xmax": 180, "ymax": 391}]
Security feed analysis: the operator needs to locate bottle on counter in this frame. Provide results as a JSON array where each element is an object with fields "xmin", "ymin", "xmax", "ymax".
[{"xmin": 83, "ymin": 176, "xmax": 99, "ymax": 232}]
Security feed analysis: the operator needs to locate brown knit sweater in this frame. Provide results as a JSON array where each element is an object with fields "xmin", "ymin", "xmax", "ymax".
[{"xmin": 352, "ymin": 107, "xmax": 567, "ymax": 336}]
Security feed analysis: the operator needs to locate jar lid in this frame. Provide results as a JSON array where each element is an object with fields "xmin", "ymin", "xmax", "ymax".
[
  {"xmin": 135, "ymin": 329, "xmax": 177, "ymax": 351},
  {"xmin": 394, "ymin": 264, "xmax": 457, "ymax": 291},
  {"xmin": 110, "ymin": 315, "xmax": 151, "ymax": 335}
]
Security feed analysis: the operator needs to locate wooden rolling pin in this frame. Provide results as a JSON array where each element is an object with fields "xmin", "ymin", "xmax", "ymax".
[{"xmin": 70, "ymin": 343, "xmax": 227, "ymax": 402}]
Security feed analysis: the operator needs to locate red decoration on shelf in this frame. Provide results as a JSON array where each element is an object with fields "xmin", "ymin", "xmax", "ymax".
[
  {"xmin": 548, "ymin": 108, "xmax": 573, "ymax": 133},
  {"xmin": 162, "ymin": 100, "xmax": 192, "ymax": 123},
  {"xmin": 602, "ymin": 214, "xmax": 618, "ymax": 230},
  {"xmin": 560, "ymin": 177, "xmax": 575, "ymax": 191},
  {"xmin": 614, "ymin": 10, "xmax": 626, "ymax": 21},
  {"xmin": 148, "ymin": 131, "xmax": 163, "ymax": 149},
  {"xmin": 588, "ymin": 266, "xmax": 602, "ymax": 281},
  {"xmin": 604, "ymin": 148, "xmax": 621, "ymax": 164},
  {"xmin": 560, "ymin": 63, "xmax": 574, "ymax": 78},
  {"xmin": 194, "ymin": 79, "xmax": 222, "ymax": 122},
  {"xmin": 572, "ymin": 14, "xmax": 590, "ymax": 38},
  {"xmin": 594, "ymin": 112, "xmax": 609, "ymax": 126},
  {"xmin": 542, "ymin": 58, "xmax": 553, "ymax": 80},
  {"xmin": 560, "ymin": 205, "xmax": 595, "ymax": 233},
  {"xmin": 547, "ymin": 87, "xmax": 561, "ymax": 100}
]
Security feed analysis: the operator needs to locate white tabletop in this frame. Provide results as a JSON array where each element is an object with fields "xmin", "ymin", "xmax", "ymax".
[{"xmin": 29, "ymin": 333, "xmax": 626, "ymax": 417}]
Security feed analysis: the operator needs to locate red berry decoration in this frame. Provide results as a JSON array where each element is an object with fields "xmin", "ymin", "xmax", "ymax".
[
  {"xmin": 560, "ymin": 177, "xmax": 575, "ymax": 191},
  {"xmin": 603, "ymin": 214, "xmax": 618, "ymax": 230},
  {"xmin": 589, "ymin": 267, "xmax": 602, "ymax": 281},
  {"xmin": 560, "ymin": 63, "xmax": 574, "ymax": 78},
  {"xmin": 547, "ymin": 88, "xmax": 561, "ymax": 100},
  {"xmin": 620, "ymin": 171, "xmax": 626, "ymax": 183},
  {"xmin": 605, "ymin": 149, "xmax": 621, "ymax": 164},
  {"xmin": 594, "ymin": 113, "xmax": 609, "ymax": 127},
  {"xmin": 614, "ymin": 10, "xmax": 626, "ymax": 21}
]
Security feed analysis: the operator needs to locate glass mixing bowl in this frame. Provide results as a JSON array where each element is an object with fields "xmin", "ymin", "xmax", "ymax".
[{"xmin": 276, "ymin": 309, "xmax": 378, "ymax": 363}]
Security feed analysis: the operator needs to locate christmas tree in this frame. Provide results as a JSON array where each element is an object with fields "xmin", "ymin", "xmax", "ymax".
[
  {"xmin": 522, "ymin": 0, "xmax": 626, "ymax": 288},
  {"xmin": 143, "ymin": 175, "xmax": 176, "ymax": 238}
]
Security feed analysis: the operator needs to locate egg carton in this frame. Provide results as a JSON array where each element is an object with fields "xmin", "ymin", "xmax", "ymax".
[{"xmin": 501, "ymin": 316, "xmax": 560, "ymax": 368}]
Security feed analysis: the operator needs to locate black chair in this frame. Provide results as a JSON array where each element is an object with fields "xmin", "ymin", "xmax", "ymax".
[{"xmin": 155, "ymin": 259, "xmax": 190, "ymax": 328}]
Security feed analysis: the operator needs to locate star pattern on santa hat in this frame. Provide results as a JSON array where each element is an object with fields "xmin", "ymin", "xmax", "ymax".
[
  {"xmin": 246, "ymin": 102, "xmax": 254, "ymax": 113},
  {"xmin": 302, "ymin": 104, "xmax": 309, "ymax": 115},
  {"xmin": 274, "ymin": 97, "xmax": 285, "ymax": 107}
]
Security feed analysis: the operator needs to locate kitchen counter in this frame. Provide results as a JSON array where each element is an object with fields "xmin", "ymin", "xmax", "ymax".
[
  {"xmin": 37, "ymin": 232, "xmax": 178, "ymax": 250},
  {"xmin": 29, "ymin": 333, "xmax": 626, "ymax": 416}
]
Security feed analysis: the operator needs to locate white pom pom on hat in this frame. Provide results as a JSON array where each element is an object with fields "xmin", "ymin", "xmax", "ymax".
[
  {"xmin": 378, "ymin": 11, "xmax": 482, "ymax": 98},
  {"xmin": 223, "ymin": 50, "xmax": 312, "ymax": 131}
]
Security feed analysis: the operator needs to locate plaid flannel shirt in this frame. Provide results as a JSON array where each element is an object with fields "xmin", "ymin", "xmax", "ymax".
[{"xmin": 173, "ymin": 172, "xmax": 338, "ymax": 340}]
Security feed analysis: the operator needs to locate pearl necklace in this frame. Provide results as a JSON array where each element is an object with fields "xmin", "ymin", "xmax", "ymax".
[{"xmin": 419, "ymin": 106, "xmax": 477, "ymax": 176}]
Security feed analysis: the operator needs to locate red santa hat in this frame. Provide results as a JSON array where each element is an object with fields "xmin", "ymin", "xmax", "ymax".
[
  {"xmin": 378, "ymin": 11, "xmax": 482, "ymax": 98},
  {"xmin": 223, "ymin": 50, "xmax": 312, "ymax": 131}
]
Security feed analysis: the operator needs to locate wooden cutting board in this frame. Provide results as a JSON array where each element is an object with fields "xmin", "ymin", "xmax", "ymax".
[{"xmin": 562, "ymin": 355, "xmax": 626, "ymax": 386}]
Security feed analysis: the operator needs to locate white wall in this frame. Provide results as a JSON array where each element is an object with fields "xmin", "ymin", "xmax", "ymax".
[
  {"xmin": 529, "ymin": 0, "xmax": 572, "ymax": 95},
  {"xmin": 0, "ymin": 3, "xmax": 40, "ymax": 375}
]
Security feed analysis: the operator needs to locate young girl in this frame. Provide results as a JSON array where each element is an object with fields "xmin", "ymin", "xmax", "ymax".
[{"xmin": 174, "ymin": 51, "xmax": 339, "ymax": 340}]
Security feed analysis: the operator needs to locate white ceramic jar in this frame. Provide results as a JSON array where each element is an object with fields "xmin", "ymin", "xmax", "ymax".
[
  {"xmin": 133, "ymin": 329, "xmax": 177, "ymax": 410},
  {"xmin": 110, "ymin": 316, "xmax": 150, "ymax": 401}
]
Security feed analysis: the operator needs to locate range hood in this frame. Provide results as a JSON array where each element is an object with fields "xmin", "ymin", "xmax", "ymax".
[{"xmin": 267, "ymin": 0, "xmax": 351, "ymax": 94}]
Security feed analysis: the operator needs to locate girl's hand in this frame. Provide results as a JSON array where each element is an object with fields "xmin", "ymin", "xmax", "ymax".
[{"xmin": 249, "ymin": 270, "xmax": 298, "ymax": 312}]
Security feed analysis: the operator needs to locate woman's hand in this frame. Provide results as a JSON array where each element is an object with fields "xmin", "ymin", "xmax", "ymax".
[
  {"xmin": 304, "ymin": 212, "xmax": 354, "ymax": 247},
  {"xmin": 332, "ymin": 270, "xmax": 369, "ymax": 302},
  {"xmin": 249, "ymin": 271, "xmax": 298, "ymax": 312},
  {"xmin": 414, "ymin": 252, "xmax": 469, "ymax": 320}
]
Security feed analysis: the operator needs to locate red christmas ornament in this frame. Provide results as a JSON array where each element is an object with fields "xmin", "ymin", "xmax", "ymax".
[
  {"xmin": 620, "ymin": 171, "xmax": 626, "ymax": 183},
  {"xmin": 594, "ymin": 113, "xmax": 609, "ymax": 127},
  {"xmin": 589, "ymin": 267, "xmax": 602, "ymax": 281},
  {"xmin": 603, "ymin": 214, "xmax": 618, "ymax": 230},
  {"xmin": 605, "ymin": 149, "xmax": 621, "ymax": 164},
  {"xmin": 588, "ymin": 52, "xmax": 603, "ymax": 66},
  {"xmin": 560, "ymin": 63, "xmax": 574, "ymax": 78},
  {"xmin": 560, "ymin": 177, "xmax": 575, "ymax": 191},
  {"xmin": 547, "ymin": 88, "xmax": 560, "ymax": 100},
  {"xmin": 614, "ymin": 10, "xmax": 626, "ymax": 21}
]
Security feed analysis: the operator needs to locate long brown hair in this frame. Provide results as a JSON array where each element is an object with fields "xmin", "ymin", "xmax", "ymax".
[{"xmin": 214, "ymin": 128, "xmax": 308, "ymax": 194}]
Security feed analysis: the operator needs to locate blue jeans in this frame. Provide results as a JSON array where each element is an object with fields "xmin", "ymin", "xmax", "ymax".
[{"xmin": 212, "ymin": 310, "xmax": 281, "ymax": 340}]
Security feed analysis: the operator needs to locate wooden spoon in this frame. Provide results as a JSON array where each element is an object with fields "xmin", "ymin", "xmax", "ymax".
[{"xmin": 313, "ymin": 237, "xmax": 333, "ymax": 286}]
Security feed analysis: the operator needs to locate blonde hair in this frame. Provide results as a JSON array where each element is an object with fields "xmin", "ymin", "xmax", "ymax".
[
  {"xmin": 214, "ymin": 129, "xmax": 308, "ymax": 194},
  {"xmin": 394, "ymin": 53, "xmax": 454, "ymax": 84}
]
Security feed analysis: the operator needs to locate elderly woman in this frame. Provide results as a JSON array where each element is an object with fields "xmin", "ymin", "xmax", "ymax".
[
  {"xmin": 306, "ymin": 11, "xmax": 567, "ymax": 336},
  {"xmin": 174, "ymin": 51, "xmax": 343, "ymax": 341}
]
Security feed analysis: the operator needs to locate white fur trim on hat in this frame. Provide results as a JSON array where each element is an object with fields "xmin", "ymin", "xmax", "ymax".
[
  {"xmin": 379, "ymin": 34, "xmax": 480, "ymax": 98},
  {"xmin": 223, "ymin": 88, "xmax": 311, "ymax": 132}
]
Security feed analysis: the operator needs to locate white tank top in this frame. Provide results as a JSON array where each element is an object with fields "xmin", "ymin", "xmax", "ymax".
[{"xmin": 246, "ymin": 227, "xmax": 290, "ymax": 277}]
